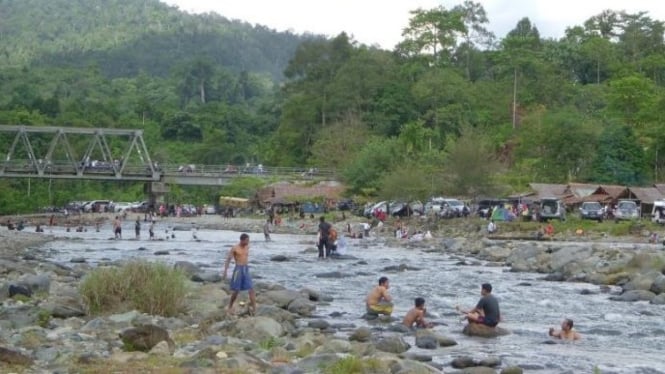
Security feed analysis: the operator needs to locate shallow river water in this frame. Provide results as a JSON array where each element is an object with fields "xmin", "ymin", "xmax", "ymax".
[{"xmin": 37, "ymin": 223, "xmax": 665, "ymax": 374}]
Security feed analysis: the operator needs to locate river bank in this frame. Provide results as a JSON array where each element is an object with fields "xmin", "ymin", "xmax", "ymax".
[{"xmin": 1, "ymin": 216, "xmax": 665, "ymax": 372}]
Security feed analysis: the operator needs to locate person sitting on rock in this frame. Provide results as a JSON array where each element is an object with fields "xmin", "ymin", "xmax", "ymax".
[
  {"xmin": 366, "ymin": 276, "xmax": 393, "ymax": 316},
  {"xmin": 403, "ymin": 297, "xmax": 434, "ymax": 329},
  {"xmin": 456, "ymin": 283, "xmax": 500, "ymax": 328},
  {"xmin": 549, "ymin": 318, "xmax": 581, "ymax": 341}
]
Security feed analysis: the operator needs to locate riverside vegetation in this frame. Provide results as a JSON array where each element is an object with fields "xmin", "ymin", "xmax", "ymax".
[{"xmin": 3, "ymin": 1, "xmax": 665, "ymax": 212}]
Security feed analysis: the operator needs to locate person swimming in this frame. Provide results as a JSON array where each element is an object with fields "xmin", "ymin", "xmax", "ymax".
[{"xmin": 549, "ymin": 318, "xmax": 581, "ymax": 340}]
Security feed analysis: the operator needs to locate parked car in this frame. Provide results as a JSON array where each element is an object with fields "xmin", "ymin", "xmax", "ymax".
[
  {"xmin": 652, "ymin": 199, "xmax": 665, "ymax": 224},
  {"xmin": 204, "ymin": 205, "xmax": 218, "ymax": 215},
  {"xmin": 111, "ymin": 202, "xmax": 133, "ymax": 213},
  {"xmin": 83, "ymin": 200, "xmax": 112, "ymax": 213},
  {"xmin": 614, "ymin": 200, "xmax": 640, "ymax": 221},
  {"xmin": 337, "ymin": 199, "xmax": 356, "ymax": 211},
  {"xmin": 538, "ymin": 198, "xmax": 566, "ymax": 222},
  {"xmin": 579, "ymin": 201, "xmax": 604, "ymax": 222}
]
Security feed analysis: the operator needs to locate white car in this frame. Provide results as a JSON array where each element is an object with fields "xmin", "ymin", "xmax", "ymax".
[{"xmin": 113, "ymin": 202, "xmax": 133, "ymax": 213}]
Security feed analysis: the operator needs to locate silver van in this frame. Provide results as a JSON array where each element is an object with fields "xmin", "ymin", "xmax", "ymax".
[{"xmin": 538, "ymin": 197, "xmax": 566, "ymax": 222}]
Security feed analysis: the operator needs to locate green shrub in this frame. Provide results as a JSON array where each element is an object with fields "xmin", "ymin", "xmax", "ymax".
[
  {"xmin": 323, "ymin": 356, "xmax": 388, "ymax": 374},
  {"xmin": 79, "ymin": 261, "xmax": 187, "ymax": 317}
]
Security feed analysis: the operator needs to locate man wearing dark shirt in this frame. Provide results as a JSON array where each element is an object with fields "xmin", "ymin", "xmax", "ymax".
[
  {"xmin": 456, "ymin": 283, "xmax": 500, "ymax": 327},
  {"xmin": 317, "ymin": 216, "xmax": 332, "ymax": 259}
]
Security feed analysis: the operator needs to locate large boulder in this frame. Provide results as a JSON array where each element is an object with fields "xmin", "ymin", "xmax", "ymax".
[
  {"xmin": 610, "ymin": 290, "xmax": 656, "ymax": 302},
  {"xmin": 234, "ymin": 316, "xmax": 285, "ymax": 341},
  {"xmin": 263, "ymin": 290, "xmax": 301, "ymax": 308},
  {"xmin": 650, "ymin": 293, "xmax": 665, "ymax": 305},
  {"xmin": 0, "ymin": 346, "xmax": 33, "ymax": 366},
  {"xmin": 623, "ymin": 271, "xmax": 662, "ymax": 292},
  {"xmin": 173, "ymin": 261, "xmax": 200, "ymax": 277},
  {"xmin": 415, "ymin": 329, "xmax": 457, "ymax": 348},
  {"xmin": 375, "ymin": 335, "xmax": 410, "ymax": 354},
  {"xmin": 43, "ymin": 297, "xmax": 86, "ymax": 318},
  {"xmin": 287, "ymin": 298, "xmax": 315, "ymax": 317},
  {"xmin": 119, "ymin": 324, "xmax": 174, "ymax": 352},
  {"xmin": 349, "ymin": 327, "xmax": 371, "ymax": 342},
  {"xmin": 18, "ymin": 273, "xmax": 51, "ymax": 294},
  {"xmin": 650, "ymin": 274, "xmax": 665, "ymax": 295},
  {"xmin": 462, "ymin": 323, "xmax": 510, "ymax": 338}
]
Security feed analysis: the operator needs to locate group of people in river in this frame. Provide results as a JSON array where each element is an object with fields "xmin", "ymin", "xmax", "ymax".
[
  {"xmin": 220, "ymin": 231, "xmax": 581, "ymax": 341},
  {"xmin": 364, "ymin": 276, "xmax": 580, "ymax": 340}
]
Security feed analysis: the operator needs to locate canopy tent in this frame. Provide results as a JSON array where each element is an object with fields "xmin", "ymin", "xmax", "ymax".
[
  {"xmin": 218, "ymin": 196, "xmax": 250, "ymax": 208},
  {"xmin": 491, "ymin": 207, "xmax": 516, "ymax": 222}
]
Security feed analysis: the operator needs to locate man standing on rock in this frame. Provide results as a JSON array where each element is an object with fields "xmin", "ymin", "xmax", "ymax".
[
  {"xmin": 365, "ymin": 276, "xmax": 393, "ymax": 316},
  {"xmin": 222, "ymin": 233, "xmax": 256, "ymax": 315},
  {"xmin": 456, "ymin": 283, "xmax": 500, "ymax": 327}
]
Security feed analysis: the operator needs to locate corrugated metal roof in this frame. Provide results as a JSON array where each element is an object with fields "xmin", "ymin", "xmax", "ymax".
[
  {"xmin": 528, "ymin": 183, "xmax": 568, "ymax": 199},
  {"xmin": 624, "ymin": 187, "xmax": 663, "ymax": 205}
]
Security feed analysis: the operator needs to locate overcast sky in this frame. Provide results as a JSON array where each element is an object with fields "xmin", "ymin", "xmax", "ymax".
[{"xmin": 162, "ymin": 0, "xmax": 665, "ymax": 49}]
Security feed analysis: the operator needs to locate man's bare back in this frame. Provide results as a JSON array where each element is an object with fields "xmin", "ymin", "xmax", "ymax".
[
  {"xmin": 366, "ymin": 285, "xmax": 390, "ymax": 307},
  {"xmin": 402, "ymin": 307, "xmax": 424, "ymax": 327}
]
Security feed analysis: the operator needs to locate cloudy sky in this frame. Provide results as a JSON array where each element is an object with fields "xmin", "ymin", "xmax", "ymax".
[{"xmin": 162, "ymin": 0, "xmax": 665, "ymax": 49}]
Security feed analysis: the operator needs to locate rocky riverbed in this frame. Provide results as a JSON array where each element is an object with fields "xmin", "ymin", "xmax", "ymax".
[{"xmin": 1, "ymin": 216, "xmax": 665, "ymax": 373}]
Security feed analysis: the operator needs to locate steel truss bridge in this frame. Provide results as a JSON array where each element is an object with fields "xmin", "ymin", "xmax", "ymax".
[{"xmin": 0, "ymin": 125, "xmax": 336, "ymax": 186}]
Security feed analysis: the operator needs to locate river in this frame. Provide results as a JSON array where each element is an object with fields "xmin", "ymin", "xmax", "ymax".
[{"xmin": 37, "ymin": 224, "xmax": 665, "ymax": 374}]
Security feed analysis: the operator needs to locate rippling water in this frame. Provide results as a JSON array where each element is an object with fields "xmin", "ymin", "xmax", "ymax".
[{"xmin": 38, "ymin": 224, "xmax": 665, "ymax": 374}]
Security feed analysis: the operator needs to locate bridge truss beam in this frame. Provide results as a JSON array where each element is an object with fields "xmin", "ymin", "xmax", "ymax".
[{"xmin": 0, "ymin": 125, "xmax": 157, "ymax": 181}]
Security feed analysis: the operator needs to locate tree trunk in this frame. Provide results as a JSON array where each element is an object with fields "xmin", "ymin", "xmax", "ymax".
[{"xmin": 199, "ymin": 80, "xmax": 206, "ymax": 104}]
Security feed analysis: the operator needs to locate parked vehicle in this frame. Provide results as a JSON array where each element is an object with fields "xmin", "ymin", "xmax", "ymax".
[
  {"xmin": 389, "ymin": 202, "xmax": 413, "ymax": 217},
  {"xmin": 204, "ymin": 205, "xmax": 218, "ymax": 215},
  {"xmin": 579, "ymin": 201, "xmax": 604, "ymax": 222},
  {"xmin": 337, "ymin": 199, "xmax": 356, "ymax": 211},
  {"xmin": 409, "ymin": 201, "xmax": 424, "ymax": 215},
  {"xmin": 614, "ymin": 200, "xmax": 640, "ymax": 221},
  {"xmin": 442, "ymin": 199, "xmax": 465, "ymax": 216},
  {"xmin": 111, "ymin": 202, "xmax": 133, "ymax": 213},
  {"xmin": 652, "ymin": 199, "xmax": 665, "ymax": 224},
  {"xmin": 538, "ymin": 198, "xmax": 566, "ymax": 222},
  {"xmin": 83, "ymin": 200, "xmax": 112, "ymax": 213}
]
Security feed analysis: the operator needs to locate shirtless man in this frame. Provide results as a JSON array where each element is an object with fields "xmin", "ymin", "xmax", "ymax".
[
  {"xmin": 549, "ymin": 319, "xmax": 581, "ymax": 340},
  {"xmin": 403, "ymin": 297, "xmax": 434, "ymax": 329},
  {"xmin": 222, "ymin": 233, "xmax": 256, "ymax": 315},
  {"xmin": 113, "ymin": 216, "xmax": 122, "ymax": 239},
  {"xmin": 365, "ymin": 276, "xmax": 393, "ymax": 316}
]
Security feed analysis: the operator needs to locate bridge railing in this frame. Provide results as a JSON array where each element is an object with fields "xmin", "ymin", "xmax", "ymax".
[{"xmin": 160, "ymin": 164, "xmax": 338, "ymax": 180}]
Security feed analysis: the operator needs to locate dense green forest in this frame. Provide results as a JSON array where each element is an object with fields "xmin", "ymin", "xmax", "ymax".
[{"xmin": 1, "ymin": 0, "xmax": 665, "ymax": 212}]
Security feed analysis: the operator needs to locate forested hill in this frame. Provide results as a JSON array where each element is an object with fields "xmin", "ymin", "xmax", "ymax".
[{"xmin": 0, "ymin": 0, "xmax": 307, "ymax": 79}]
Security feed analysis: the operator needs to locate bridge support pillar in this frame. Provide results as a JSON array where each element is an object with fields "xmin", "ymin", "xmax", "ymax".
[{"xmin": 144, "ymin": 182, "xmax": 170, "ymax": 211}]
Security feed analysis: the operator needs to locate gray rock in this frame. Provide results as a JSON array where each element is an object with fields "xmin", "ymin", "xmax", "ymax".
[
  {"xmin": 296, "ymin": 353, "xmax": 341, "ymax": 372},
  {"xmin": 451, "ymin": 356, "xmax": 475, "ymax": 368},
  {"xmin": 119, "ymin": 324, "xmax": 174, "ymax": 352},
  {"xmin": 650, "ymin": 293, "xmax": 665, "ymax": 305},
  {"xmin": 109, "ymin": 310, "xmax": 141, "ymax": 324},
  {"xmin": 269, "ymin": 365, "xmax": 305, "ymax": 374},
  {"xmin": 402, "ymin": 352, "xmax": 433, "ymax": 362},
  {"xmin": 462, "ymin": 323, "xmax": 510, "ymax": 338},
  {"xmin": 154, "ymin": 250, "xmax": 170, "ymax": 256},
  {"xmin": 35, "ymin": 346, "xmax": 60, "ymax": 362},
  {"xmin": 255, "ymin": 304, "xmax": 295, "ymax": 324},
  {"xmin": 270, "ymin": 255, "xmax": 289, "ymax": 262},
  {"xmin": 479, "ymin": 356, "xmax": 501, "ymax": 367},
  {"xmin": 375, "ymin": 335, "xmax": 410, "ymax": 354},
  {"xmin": 174, "ymin": 261, "xmax": 200, "ymax": 276},
  {"xmin": 287, "ymin": 298, "xmax": 315, "ymax": 317},
  {"xmin": 307, "ymin": 319, "xmax": 330, "ymax": 330},
  {"xmin": 70, "ymin": 257, "xmax": 86, "ymax": 263},
  {"xmin": 501, "ymin": 367, "xmax": 524, "ymax": 374},
  {"xmin": 204, "ymin": 335, "xmax": 228, "ymax": 346},
  {"xmin": 44, "ymin": 299, "xmax": 86, "ymax": 318},
  {"xmin": 415, "ymin": 334, "xmax": 438, "ymax": 350},
  {"xmin": 388, "ymin": 324, "xmax": 411, "ymax": 333},
  {"xmin": 0, "ymin": 346, "xmax": 33, "ymax": 366},
  {"xmin": 349, "ymin": 327, "xmax": 371, "ymax": 342},
  {"xmin": 299, "ymin": 287, "xmax": 331, "ymax": 302},
  {"xmin": 381, "ymin": 263, "xmax": 422, "ymax": 272},
  {"xmin": 623, "ymin": 271, "xmax": 661, "ymax": 292},
  {"xmin": 263, "ymin": 290, "xmax": 301, "ymax": 308},
  {"xmin": 610, "ymin": 290, "xmax": 656, "ymax": 302},
  {"xmin": 456, "ymin": 368, "xmax": 497, "ymax": 374},
  {"xmin": 235, "ymin": 316, "xmax": 284, "ymax": 341},
  {"xmin": 650, "ymin": 274, "xmax": 665, "ymax": 295},
  {"xmin": 314, "ymin": 271, "xmax": 353, "ymax": 278},
  {"xmin": 18, "ymin": 273, "xmax": 51, "ymax": 294},
  {"xmin": 191, "ymin": 271, "xmax": 222, "ymax": 283},
  {"xmin": 0, "ymin": 305, "xmax": 39, "ymax": 328}
]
